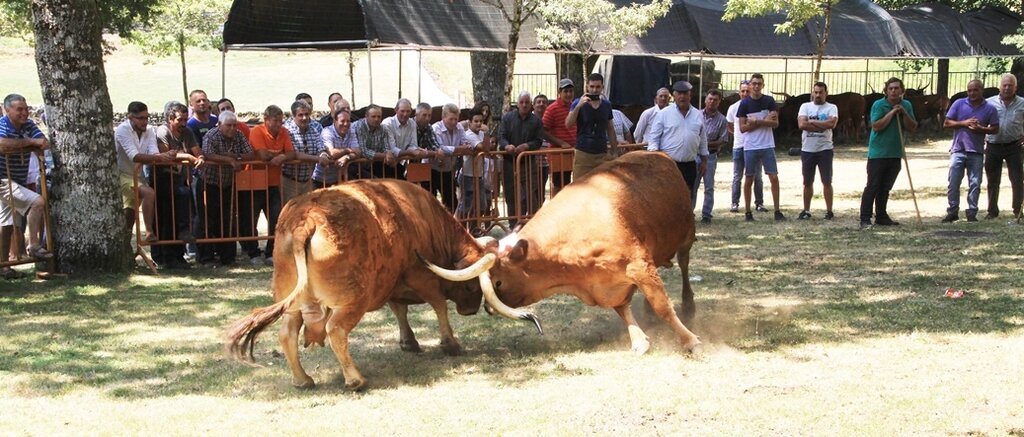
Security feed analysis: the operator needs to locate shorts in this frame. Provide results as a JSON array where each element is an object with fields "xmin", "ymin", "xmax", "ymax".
[
  {"xmin": 744, "ymin": 148, "xmax": 779, "ymax": 175},
  {"xmin": 801, "ymin": 150, "xmax": 833, "ymax": 185},
  {"xmin": 119, "ymin": 173, "xmax": 141, "ymax": 209},
  {"xmin": 0, "ymin": 178, "xmax": 41, "ymax": 226}
]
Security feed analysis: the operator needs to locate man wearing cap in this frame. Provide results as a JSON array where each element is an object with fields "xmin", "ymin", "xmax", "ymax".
[
  {"xmin": 542, "ymin": 78, "xmax": 577, "ymax": 193},
  {"xmin": 566, "ymin": 73, "xmax": 618, "ymax": 179},
  {"xmin": 646, "ymin": 80, "xmax": 708, "ymax": 206}
]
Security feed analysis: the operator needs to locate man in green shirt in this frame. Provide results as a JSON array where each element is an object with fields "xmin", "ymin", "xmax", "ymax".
[{"xmin": 859, "ymin": 77, "xmax": 918, "ymax": 229}]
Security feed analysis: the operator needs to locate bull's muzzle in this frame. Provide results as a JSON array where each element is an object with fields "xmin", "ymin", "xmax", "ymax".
[{"xmin": 416, "ymin": 252, "xmax": 543, "ymax": 335}]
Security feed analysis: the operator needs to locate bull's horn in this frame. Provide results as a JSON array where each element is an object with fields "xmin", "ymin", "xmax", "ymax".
[
  {"xmin": 475, "ymin": 236, "xmax": 497, "ymax": 248},
  {"xmin": 417, "ymin": 252, "xmax": 495, "ymax": 282},
  {"xmin": 479, "ymin": 270, "xmax": 543, "ymax": 334}
]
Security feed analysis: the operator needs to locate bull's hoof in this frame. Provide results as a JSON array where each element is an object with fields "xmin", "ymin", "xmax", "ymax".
[
  {"xmin": 344, "ymin": 378, "xmax": 367, "ymax": 392},
  {"xmin": 684, "ymin": 340, "xmax": 704, "ymax": 356},
  {"xmin": 399, "ymin": 340, "xmax": 423, "ymax": 353},
  {"xmin": 292, "ymin": 376, "xmax": 316, "ymax": 389},
  {"xmin": 631, "ymin": 339, "xmax": 651, "ymax": 355},
  {"xmin": 440, "ymin": 340, "xmax": 464, "ymax": 356}
]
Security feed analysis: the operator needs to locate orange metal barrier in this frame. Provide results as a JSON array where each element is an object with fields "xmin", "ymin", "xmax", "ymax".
[
  {"xmin": 1, "ymin": 148, "xmax": 56, "ymax": 276},
  {"xmin": 131, "ymin": 146, "xmax": 647, "ymax": 272}
]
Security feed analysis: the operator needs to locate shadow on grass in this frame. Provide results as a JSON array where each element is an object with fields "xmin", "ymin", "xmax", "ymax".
[{"xmin": 1, "ymin": 215, "xmax": 1022, "ymax": 398}]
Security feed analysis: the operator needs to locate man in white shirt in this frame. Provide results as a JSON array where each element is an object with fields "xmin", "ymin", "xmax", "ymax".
[
  {"xmin": 115, "ymin": 101, "xmax": 175, "ymax": 242},
  {"xmin": 984, "ymin": 73, "xmax": 1024, "ymax": 219},
  {"xmin": 797, "ymin": 82, "xmax": 839, "ymax": 221},
  {"xmin": 646, "ymin": 80, "xmax": 708, "ymax": 207},
  {"xmin": 737, "ymin": 73, "xmax": 784, "ymax": 221},
  {"xmin": 382, "ymin": 98, "xmax": 421, "ymax": 179},
  {"xmin": 634, "ymin": 87, "xmax": 671, "ymax": 144},
  {"xmin": 726, "ymin": 81, "xmax": 765, "ymax": 213}
]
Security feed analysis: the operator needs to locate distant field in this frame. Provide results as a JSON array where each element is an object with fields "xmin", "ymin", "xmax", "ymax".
[{"xmin": 0, "ymin": 36, "xmax": 1005, "ymax": 113}]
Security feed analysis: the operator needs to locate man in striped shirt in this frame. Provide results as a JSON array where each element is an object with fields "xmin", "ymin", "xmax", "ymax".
[
  {"xmin": 1, "ymin": 94, "xmax": 53, "ymax": 278},
  {"xmin": 541, "ymin": 78, "xmax": 577, "ymax": 194}
]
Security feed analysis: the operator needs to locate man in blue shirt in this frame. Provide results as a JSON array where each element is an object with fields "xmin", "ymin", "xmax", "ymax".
[
  {"xmin": 0, "ymin": 94, "xmax": 53, "ymax": 278},
  {"xmin": 943, "ymin": 79, "xmax": 1000, "ymax": 223},
  {"xmin": 566, "ymin": 73, "xmax": 618, "ymax": 180}
]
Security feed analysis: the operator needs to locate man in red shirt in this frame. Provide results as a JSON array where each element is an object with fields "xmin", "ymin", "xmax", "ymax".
[{"xmin": 542, "ymin": 78, "xmax": 577, "ymax": 195}]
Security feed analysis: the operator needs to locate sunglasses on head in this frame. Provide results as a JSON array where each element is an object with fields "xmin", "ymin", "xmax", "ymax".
[{"xmin": 740, "ymin": 80, "xmax": 750, "ymax": 85}]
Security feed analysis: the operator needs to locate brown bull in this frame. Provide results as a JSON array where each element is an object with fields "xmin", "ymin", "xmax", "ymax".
[
  {"xmin": 827, "ymin": 92, "xmax": 866, "ymax": 143},
  {"xmin": 422, "ymin": 151, "xmax": 702, "ymax": 355},
  {"xmin": 224, "ymin": 180, "xmax": 539, "ymax": 391}
]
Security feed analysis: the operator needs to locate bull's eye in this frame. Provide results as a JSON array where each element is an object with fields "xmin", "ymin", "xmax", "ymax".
[{"xmin": 495, "ymin": 280, "xmax": 503, "ymax": 288}]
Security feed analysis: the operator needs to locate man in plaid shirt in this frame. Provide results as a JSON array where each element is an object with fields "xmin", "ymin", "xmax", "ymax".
[
  {"xmin": 283, "ymin": 100, "xmax": 329, "ymax": 203},
  {"xmin": 197, "ymin": 111, "xmax": 254, "ymax": 266},
  {"xmin": 353, "ymin": 105, "xmax": 402, "ymax": 179}
]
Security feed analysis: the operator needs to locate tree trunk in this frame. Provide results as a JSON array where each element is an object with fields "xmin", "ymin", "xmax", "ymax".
[
  {"xmin": 813, "ymin": 4, "xmax": 832, "ymax": 83},
  {"xmin": 30, "ymin": 0, "xmax": 132, "ymax": 274},
  {"xmin": 470, "ymin": 51, "xmax": 507, "ymax": 118},
  {"xmin": 557, "ymin": 53, "xmax": 584, "ymax": 99},
  {"xmin": 178, "ymin": 33, "xmax": 188, "ymax": 102},
  {"xmin": 501, "ymin": 22, "xmax": 521, "ymax": 117},
  {"xmin": 937, "ymin": 58, "xmax": 950, "ymax": 97}
]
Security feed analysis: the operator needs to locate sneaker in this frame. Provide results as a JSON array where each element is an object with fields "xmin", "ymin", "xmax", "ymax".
[
  {"xmin": 250, "ymin": 256, "xmax": 264, "ymax": 267},
  {"xmin": 28, "ymin": 246, "xmax": 54, "ymax": 260},
  {"xmin": 774, "ymin": 211, "xmax": 786, "ymax": 221},
  {"xmin": 797, "ymin": 211, "xmax": 811, "ymax": 220},
  {"xmin": 824, "ymin": 211, "xmax": 834, "ymax": 220},
  {"xmin": 1, "ymin": 268, "xmax": 26, "ymax": 280},
  {"xmin": 876, "ymin": 217, "xmax": 900, "ymax": 226},
  {"xmin": 859, "ymin": 220, "xmax": 873, "ymax": 230},
  {"xmin": 745, "ymin": 212, "xmax": 754, "ymax": 222},
  {"xmin": 700, "ymin": 216, "xmax": 712, "ymax": 224},
  {"xmin": 755, "ymin": 204, "xmax": 769, "ymax": 212},
  {"xmin": 941, "ymin": 213, "xmax": 958, "ymax": 223},
  {"xmin": 966, "ymin": 214, "xmax": 978, "ymax": 222},
  {"xmin": 729, "ymin": 204, "xmax": 739, "ymax": 213}
]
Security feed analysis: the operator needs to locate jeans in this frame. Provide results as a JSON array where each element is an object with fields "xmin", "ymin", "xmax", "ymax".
[
  {"xmin": 693, "ymin": 154, "xmax": 717, "ymax": 218},
  {"xmin": 731, "ymin": 148, "xmax": 763, "ymax": 206},
  {"xmin": 860, "ymin": 158, "xmax": 901, "ymax": 222},
  {"xmin": 984, "ymin": 142, "xmax": 1023, "ymax": 216},
  {"xmin": 947, "ymin": 151, "xmax": 984, "ymax": 216}
]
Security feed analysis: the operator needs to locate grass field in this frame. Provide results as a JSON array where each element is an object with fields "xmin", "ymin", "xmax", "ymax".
[{"xmin": 2, "ymin": 136, "xmax": 1023, "ymax": 434}]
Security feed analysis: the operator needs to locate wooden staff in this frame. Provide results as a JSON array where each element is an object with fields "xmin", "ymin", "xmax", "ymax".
[{"xmin": 896, "ymin": 112, "xmax": 924, "ymax": 226}]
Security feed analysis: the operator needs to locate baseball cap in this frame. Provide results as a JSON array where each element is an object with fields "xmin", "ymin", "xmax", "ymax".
[{"xmin": 558, "ymin": 78, "xmax": 574, "ymax": 90}]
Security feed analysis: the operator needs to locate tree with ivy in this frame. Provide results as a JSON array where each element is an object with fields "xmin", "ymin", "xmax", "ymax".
[
  {"xmin": 535, "ymin": 0, "xmax": 671, "ymax": 86},
  {"xmin": 723, "ymin": 0, "xmax": 840, "ymax": 83}
]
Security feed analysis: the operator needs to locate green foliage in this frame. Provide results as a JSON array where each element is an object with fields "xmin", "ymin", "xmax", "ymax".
[
  {"xmin": 875, "ymin": 0, "xmax": 1020, "ymax": 12},
  {"xmin": 722, "ymin": 0, "xmax": 839, "ymax": 36},
  {"xmin": 124, "ymin": 0, "xmax": 227, "ymax": 57},
  {"xmin": 535, "ymin": 0, "xmax": 671, "ymax": 58},
  {"xmin": 0, "ymin": 0, "xmax": 158, "ymax": 41},
  {"xmin": 895, "ymin": 58, "xmax": 933, "ymax": 73}
]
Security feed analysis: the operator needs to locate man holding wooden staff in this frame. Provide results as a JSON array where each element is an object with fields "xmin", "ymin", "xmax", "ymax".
[{"xmin": 859, "ymin": 77, "xmax": 917, "ymax": 230}]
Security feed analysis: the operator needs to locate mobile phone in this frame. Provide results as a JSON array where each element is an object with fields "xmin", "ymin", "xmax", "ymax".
[{"xmin": 586, "ymin": 93, "xmax": 600, "ymax": 100}]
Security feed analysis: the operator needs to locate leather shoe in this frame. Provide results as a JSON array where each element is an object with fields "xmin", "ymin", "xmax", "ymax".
[{"xmin": 941, "ymin": 213, "xmax": 958, "ymax": 223}]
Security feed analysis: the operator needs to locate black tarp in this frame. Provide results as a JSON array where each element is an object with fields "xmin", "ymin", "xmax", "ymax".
[
  {"xmin": 597, "ymin": 56, "xmax": 671, "ymax": 106},
  {"xmin": 223, "ymin": 0, "xmax": 1023, "ymax": 58}
]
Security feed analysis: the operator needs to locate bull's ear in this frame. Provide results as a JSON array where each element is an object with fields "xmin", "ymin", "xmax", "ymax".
[{"xmin": 509, "ymin": 239, "xmax": 529, "ymax": 263}]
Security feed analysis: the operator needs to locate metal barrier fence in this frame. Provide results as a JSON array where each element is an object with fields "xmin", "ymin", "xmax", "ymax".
[
  {"xmin": 1, "ymin": 148, "xmax": 56, "ymax": 276},
  {"xmin": 133, "ymin": 145, "xmax": 648, "ymax": 272}
]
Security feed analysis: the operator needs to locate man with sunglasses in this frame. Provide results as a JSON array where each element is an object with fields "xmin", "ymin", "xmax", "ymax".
[{"xmin": 737, "ymin": 73, "xmax": 784, "ymax": 221}]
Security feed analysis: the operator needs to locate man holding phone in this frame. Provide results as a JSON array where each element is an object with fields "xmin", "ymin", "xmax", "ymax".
[{"xmin": 566, "ymin": 73, "xmax": 618, "ymax": 179}]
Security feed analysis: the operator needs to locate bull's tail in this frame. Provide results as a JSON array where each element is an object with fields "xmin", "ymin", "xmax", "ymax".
[{"xmin": 224, "ymin": 222, "xmax": 316, "ymax": 365}]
